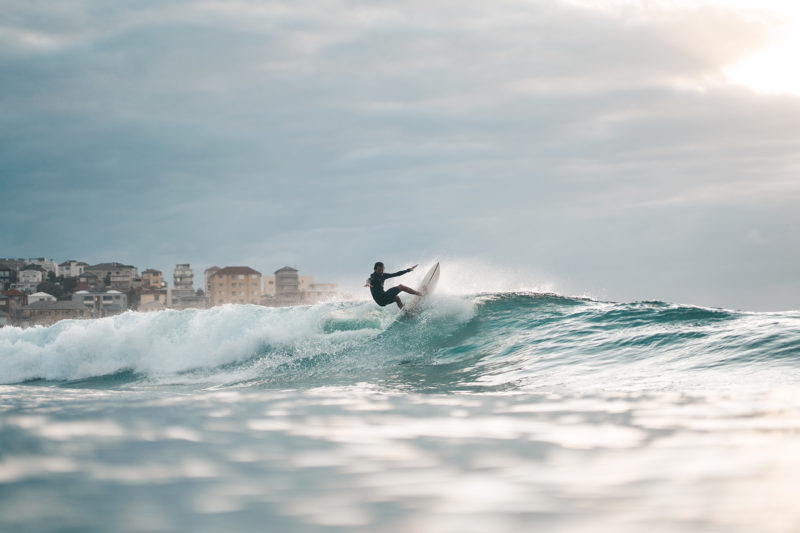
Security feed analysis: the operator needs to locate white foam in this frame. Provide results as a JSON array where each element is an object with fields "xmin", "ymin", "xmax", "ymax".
[{"xmin": 0, "ymin": 303, "xmax": 384, "ymax": 384}]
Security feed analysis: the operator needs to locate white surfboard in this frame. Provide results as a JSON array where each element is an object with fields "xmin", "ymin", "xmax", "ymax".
[{"xmin": 402, "ymin": 262, "xmax": 440, "ymax": 316}]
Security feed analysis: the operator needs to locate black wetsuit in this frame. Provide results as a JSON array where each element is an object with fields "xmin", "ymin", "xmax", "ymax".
[{"xmin": 368, "ymin": 269, "xmax": 411, "ymax": 306}]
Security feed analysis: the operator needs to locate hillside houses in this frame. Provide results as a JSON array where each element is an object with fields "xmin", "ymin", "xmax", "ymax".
[{"xmin": 0, "ymin": 257, "xmax": 340, "ymax": 327}]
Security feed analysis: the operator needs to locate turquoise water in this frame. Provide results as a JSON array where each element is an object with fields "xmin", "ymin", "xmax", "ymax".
[{"xmin": 2, "ymin": 293, "xmax": 800, "ymax": 532}]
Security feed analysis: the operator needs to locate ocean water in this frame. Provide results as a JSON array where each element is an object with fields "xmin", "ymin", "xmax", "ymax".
[{"xmin": 2, "ymin": 292, "xmax": 800, "ymax": 532}]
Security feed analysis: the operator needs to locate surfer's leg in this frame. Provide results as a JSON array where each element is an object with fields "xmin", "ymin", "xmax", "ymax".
[
  {"xmin": 398, "ymin": 284, "xmax": 421, "ymax": 296},
  {"xmin": 395, "ymin": 295, "xmax": 404, "ymax": 309}
]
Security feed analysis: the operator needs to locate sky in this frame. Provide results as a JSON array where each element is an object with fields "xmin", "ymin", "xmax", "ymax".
[{"xmin": 1, "ymin": 0, "xmax": 799, "ymax": 311}]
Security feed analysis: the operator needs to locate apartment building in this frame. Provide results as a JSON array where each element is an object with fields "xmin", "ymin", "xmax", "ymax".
[
  {"xmin": 264, "ymin": 268, "xmax": 339, "ymax": 305},
  {"xmin": 58, "ymin": 260, "xmax": 88, "ymax": 278},
  {"xmin": 0, "ymin": 264, "xmax": 15, "ymax": 290},
  {"xmin": 25, "ymin": 258, "xmax": 59, "ymax": 277},
  {"xmin": 0, "ymin": 258, "xmax": 26, "ymax": 272},
  {"xmin": 173, "ymin": 264, "xmax": 194, "ymax": 290},
  {"xmin": 139, "ymin": 290, "xmax": 167, "ymax": 312},
  {"xmin": 76, "ymin": 272, "xmax": 101, "ymax": 291},
  {"xmin": 16, "ymin": 265, "xmax": 46, "ymax": 293},
  {"xmin": 72, "ymin": 289, "xmax": 128, "ymax": 316},
  {"xmin": 141, "ymin": 269, "xmax": 164, "ymax": 289},
  {"xmin": 84, "ymin": 263, "xmax": 138, "ymax": 290},
  {"xmin": 209, "ymin": 266, "xmax": 262, "ymax": 306}
]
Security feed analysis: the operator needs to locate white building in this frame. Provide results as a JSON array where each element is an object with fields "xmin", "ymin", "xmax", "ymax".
[
  {"xmin": 173, "ymin": 264, "xmax": 194, "ymax": 290},
  {"xmin": 28, "ymin": 292, "xmax": 57, "ymax": 305},
  {"xmin": 16, "ymin": 265, "xmax": 45, "ymax": 293},
  {"xmin": 27, "ymin": 258, "xmax": 59, "ymax": 277},
  {"xmin": 72, "ymin": 290, "xmax": 128, "ymax": 316},
  {"xmin": 59, "ymin": 260, "xmax": 87, "ymax": 278}
]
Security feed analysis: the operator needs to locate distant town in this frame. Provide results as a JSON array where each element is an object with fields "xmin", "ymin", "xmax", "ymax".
[{"xmin": 0, "ymin": 258, "xmax": 343, "ymax": 328}]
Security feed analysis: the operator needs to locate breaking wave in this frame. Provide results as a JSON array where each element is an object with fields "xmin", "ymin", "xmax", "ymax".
[{"xmin": 1, "ymin": 293, "xmax": 799, "ymax": 391}]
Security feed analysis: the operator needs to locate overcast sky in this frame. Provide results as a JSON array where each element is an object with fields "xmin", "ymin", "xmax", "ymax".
[{"xmin": 2, "ymin": 0, "xmax": 799, "ymax": 310}]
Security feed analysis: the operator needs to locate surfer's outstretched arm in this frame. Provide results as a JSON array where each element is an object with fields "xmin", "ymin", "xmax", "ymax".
[
  {"xmin": 383, "ymin": 270, "xmax": 408, "ymax": 280},
  {"xmin": 384, "ymin": 265, "xmax": 418, "ymax": 280}
]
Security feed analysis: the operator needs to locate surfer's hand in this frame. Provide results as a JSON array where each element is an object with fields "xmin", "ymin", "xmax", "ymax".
[
  {"xmin": 409, "ymin": 264, "xmax": 418, "ymax": 271},
  {"xmin": 364, "ymin": 282, "xmax": 371, "ymax": 288}
]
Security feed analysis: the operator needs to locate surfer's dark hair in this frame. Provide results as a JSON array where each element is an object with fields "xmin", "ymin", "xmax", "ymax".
[{"xmin": 374, "ymin": 262, "xmax": 384, "ymax": 270}]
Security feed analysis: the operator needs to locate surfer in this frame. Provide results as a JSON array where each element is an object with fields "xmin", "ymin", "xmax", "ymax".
[{"xmin": 365, "ymin": 262, "xmax": 421, "ymax": 309}]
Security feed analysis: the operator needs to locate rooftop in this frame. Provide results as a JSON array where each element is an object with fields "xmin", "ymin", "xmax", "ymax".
[
  {"xmin": 3, "ymin": 289, "xmax": 25, "ymax": 297},
  {"xmin": 86, "ymin": 262, "xmax": 135, "ymax": 270},
  {"xmin": 73, "ymin": 289, "xmax": 124, "ymax": 295},
  {"xmin": 214, "ymin": 266, "xmax": 262, "ymax": 277},
  {"xmin": 275, "ymin": 266, "xmax": 298, "ymax": 273}
]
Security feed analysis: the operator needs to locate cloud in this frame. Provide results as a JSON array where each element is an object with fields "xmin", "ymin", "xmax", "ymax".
[{"xmin": 1, "ymin": 0, "xmax": 798, "ymax": 310}]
